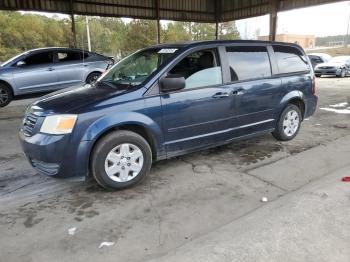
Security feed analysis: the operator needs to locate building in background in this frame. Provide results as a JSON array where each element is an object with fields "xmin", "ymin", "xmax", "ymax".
[{"xmin": 259, "ymin": 34, "xmax": 315, "ymax": 49}]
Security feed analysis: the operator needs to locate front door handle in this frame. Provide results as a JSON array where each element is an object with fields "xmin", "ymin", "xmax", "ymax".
[
  {"xmin": 212, "ymin": 92, "xmax": 229, "ymax": 98},
  {"xmin": 47, "ymin": 67, "xmax": 55, "ymax": 71}
]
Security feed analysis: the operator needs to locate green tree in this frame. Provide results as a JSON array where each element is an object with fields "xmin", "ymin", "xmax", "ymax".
[
  {"xmin": 218, "ymin": 22, "xmax": 240, "ymax": 40},
  {"xmin": 121, "ymin": 20, "xmax": 157, "ymax": 56}
]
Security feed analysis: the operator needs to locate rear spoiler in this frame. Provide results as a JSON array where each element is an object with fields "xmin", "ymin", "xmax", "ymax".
[{"xmin": 107, "ymin": 56, "xmax": 115, "ymax": 65}]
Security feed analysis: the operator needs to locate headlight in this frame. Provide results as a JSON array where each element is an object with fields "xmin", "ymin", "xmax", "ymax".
[{"xmin": 40, "ymin": 114, "xmax": 77, "ymax": 135}]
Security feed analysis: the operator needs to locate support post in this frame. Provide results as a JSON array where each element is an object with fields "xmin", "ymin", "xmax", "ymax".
[
  {"xmin": 155, "ymin": 0, "xmax": 161, "ymax": 44},
  {"xmin": 70, "ymin": 0, "xmax": 76, "ymax": 48},
  {"xmin": 214, "ymin": 0, "xmax": 220, "ymax": 40},
  {"xmin": 86, "ymin": 16, "xmax": 91, "ymax": 51},
  {"xmin": 269, "ymin": 0, "xmax": 278, "ymax": 41}
]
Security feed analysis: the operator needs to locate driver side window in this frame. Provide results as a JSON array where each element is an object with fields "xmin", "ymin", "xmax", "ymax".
[
  {"xmin": 22, "ymin": 52, "xmax": 54, "ymax": 66},
  {"xmin": 169, "ymin": 49, "xmax": 222, "ymax": 89}
]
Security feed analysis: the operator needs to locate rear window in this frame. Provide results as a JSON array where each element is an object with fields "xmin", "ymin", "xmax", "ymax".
[
  {"xmin": 226, "ymin": 46, "xmax": 271, "ymax": 82},
  {"xmin": 274, "ymin": 45, "xmax": 309, "ymax": 74},
  {"xmin": 308, "ymin": 55, "xmax": 323, "ymax": 64}
]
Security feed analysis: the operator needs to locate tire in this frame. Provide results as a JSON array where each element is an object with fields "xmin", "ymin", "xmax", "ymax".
[
  {"xmin": 0, "ymin": 83, "xmax": 13, "ymax": 107},
  {"xmin": 91, "ymin": 130, "xmax": 152, "ymax": 190},
  {"xmin": 315, "ymin": 74, "xmax": 321, "ymax": 78},
  {"xmin": 272, "ymin": 104, "xmax": 302, "ymax": 141},
  {"xmin": 336, "ymin": 69, "xmax": 346, "ymax": 78},
  {"xmin": 86, "ymin": 72, "xmax": 102, "ymax": 84}
]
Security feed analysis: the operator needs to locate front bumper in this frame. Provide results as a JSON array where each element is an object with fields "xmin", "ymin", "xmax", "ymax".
[
  {"xmin": 19, "ymin": 130, "xmax": 91, "ymax": 179},
  {"xmin": 314, "ymin": 68, "xmax": 341, "ymax": 76}
]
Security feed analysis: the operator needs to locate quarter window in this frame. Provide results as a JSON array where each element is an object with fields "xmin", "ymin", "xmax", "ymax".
[
  {"xmin": 226, "ymin": 46, "xmax": 271, "ymax": 82},
  {"xmin": 273, "ymin": 45, "xmax": 309, "ymax": 74},
  {"xmin": 57, "ymin": 51, "xmax": 82, "ymax": 62},
  {"xmin": 169, "ymin": 49, "xmax": 222, "ymax": 89}
]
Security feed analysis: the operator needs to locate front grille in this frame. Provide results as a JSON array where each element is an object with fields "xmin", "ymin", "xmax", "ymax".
[
  {"xmin": 31, "ymin": 159, "xmax": 59, "ymax": 176},
  {"xmin": 23, "ymin": 112, "xmax": 39, "ymax": 136},
  {"xmin": 320, "ymin": 66, "xmax": 333, "ymax": 69}
]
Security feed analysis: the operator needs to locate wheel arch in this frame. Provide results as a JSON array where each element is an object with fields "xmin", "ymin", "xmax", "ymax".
[
  {"xmin": 89, "ymin": 123, "xmax": 159, "ymax": 161},
  {"xmin": 82, "ymin": 113, "xmax": 164, "ymax": 177},
  {"xmin": 279, "ymin": 91, "xmax": 306, "ymax": 120},
  {"xmin": 85, "ymin": 70, "xmax": 104, "ymax": 83}
]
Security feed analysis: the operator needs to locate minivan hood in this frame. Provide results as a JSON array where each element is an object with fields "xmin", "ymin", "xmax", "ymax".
[{"xmin": 32, "ymin": 84, "xmax": 127, "ymax": 114}]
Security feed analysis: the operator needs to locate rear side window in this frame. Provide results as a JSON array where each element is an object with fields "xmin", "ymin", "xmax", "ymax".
[
  {"xmin": 274, "ymin": 45, "xmax": 309, "ymax": 74},
  {"xmin": 226, "ymin": 46, "xmax": 271, "ymax": 82}
]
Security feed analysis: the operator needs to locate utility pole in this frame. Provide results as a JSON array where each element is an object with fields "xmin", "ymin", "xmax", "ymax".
[
  {"xmin": 345, "ymin": 3, "xmax": 350, "ymax": 47},
  {"xmin": 86, "ymin": 16, "xmax": 91, "ymax": 52}
]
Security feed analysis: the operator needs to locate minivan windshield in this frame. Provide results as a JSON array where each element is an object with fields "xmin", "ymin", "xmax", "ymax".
[{"xmin": 99, "ymin": 47, "xmax": 178, "ymax": 89}]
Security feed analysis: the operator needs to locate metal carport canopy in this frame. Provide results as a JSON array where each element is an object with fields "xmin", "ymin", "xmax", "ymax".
[
  {"xmin": 0, "ymin": 0, "xmax": 342, "ymax": 22},
  {"xmin": 0, "ymin": 0, "xmax": 343, "ymax": 44}
]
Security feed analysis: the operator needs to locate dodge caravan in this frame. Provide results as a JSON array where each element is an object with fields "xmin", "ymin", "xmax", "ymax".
[{"xmin": 19, "ymin": 40, "xmax": 318, "ymax": 189}]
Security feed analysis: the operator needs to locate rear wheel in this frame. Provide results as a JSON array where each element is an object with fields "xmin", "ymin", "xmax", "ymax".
[
  {"xmin": 91, "ymin": 130, "xmax": 152, "ymax": 190},
  {"xmin": 86, "ymin": 72, "xmax": 102, "ymax": 84},
  {"xmin": 272, "ymin": 104, "xmax": 302, "ymax": 141},
  {"xmin": 0, "ymin": 83, "xmax": 13, "ymax": 107}
]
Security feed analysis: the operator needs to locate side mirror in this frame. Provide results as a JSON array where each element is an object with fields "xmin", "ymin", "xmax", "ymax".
[
  {"xmin": 16, "ymin": 61, "xmax": 26, "ymax": 67},
  {"xmin": 160, "ymin": 75, "xmax": 185, "ymax": 92}
]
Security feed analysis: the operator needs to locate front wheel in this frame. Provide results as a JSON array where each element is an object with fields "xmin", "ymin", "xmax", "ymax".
[
  {"xmin": 272, "ymin": 104, "xmax": 302, "ymax": 141},
  {"xmin": 91, "ymin": 130, "xmax": 152, "ymax": 190}
]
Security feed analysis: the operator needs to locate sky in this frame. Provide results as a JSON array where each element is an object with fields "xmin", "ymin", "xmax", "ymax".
[
  {"xmin": 24, "ymin": 1, "xmax": 350, "ymax": 39},
  {"xmin": 236, "ymin": 1, "xmax": 350, "ymax": 38}
]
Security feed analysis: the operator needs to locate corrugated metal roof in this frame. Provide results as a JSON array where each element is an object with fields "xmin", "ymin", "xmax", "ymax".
[{"xmin": 0, "ymin": 0, "xmax": 342, "ymax": 22}]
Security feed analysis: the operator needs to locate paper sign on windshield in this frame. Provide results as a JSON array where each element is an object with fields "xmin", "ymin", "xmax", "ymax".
[{"xmin": 158, "ymin": 48, "xmax": 177, "ymax": 54}]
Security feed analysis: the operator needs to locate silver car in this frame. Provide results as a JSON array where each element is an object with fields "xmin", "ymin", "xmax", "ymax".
[
  {"xmin": 314, "ymin": 56, "xmax": 350, "ymax": 78},
  {"xmin": 0, "ymin": 47, "xmax": 113, "ymax": 107}
]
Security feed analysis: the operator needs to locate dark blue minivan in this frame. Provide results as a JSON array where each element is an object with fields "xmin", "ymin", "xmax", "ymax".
[{"xmin": 19, "ymin": 40, "xmax": 317, "ymax": 189}]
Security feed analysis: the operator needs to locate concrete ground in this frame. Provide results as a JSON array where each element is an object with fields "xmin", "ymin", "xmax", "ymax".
[{"xmin": 0, "ymin": 77, "xmax": 349, "ymax": 261}]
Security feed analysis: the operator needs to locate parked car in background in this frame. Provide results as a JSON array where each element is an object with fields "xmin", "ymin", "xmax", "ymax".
[
  {"xmin": 19, "ymin": 40, "xmax": 317, "ymax": 190},
  {"xmin": 0, "ymin": 47, "xmax": 113, "ymax": 107},
  {"xmin": 314, "ymin": 56, "xmax": 350, "ymax": 78},
  {"xmin": 307, "ymin": 53, "xmax": 331, "ymax": 68}
]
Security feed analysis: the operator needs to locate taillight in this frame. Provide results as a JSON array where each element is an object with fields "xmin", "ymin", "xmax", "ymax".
[{"xmin": 312, "ymin": 75, "xmax": 316, "ymax": 94}]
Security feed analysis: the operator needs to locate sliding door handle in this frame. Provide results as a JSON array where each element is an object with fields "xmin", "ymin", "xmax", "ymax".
[
  {"xmin": 212, "ymin": 92, "xmax": 229, "ymax": 98},
  {"xmin": 232, "ymin": 88, "xmax": 244, "ymax": 95}
]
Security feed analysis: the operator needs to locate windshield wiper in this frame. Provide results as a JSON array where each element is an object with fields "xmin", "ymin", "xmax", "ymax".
[
  {"xmin": 96, "ymin": 81, "xmax": 117, "ymax": 89},
  {"xmin": 98, "ymin": 80, "xmax": 136, "ymax": 90}
]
